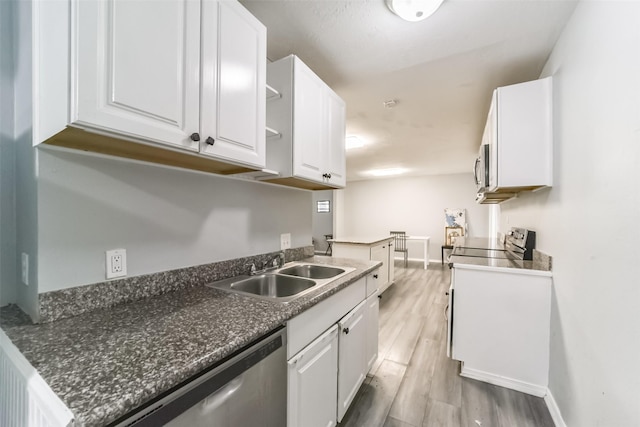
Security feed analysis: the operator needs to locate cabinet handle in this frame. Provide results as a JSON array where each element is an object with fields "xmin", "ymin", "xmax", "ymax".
[
  {"xmin": 373, "ymin": 274, "xmax": 378, "ymax": 279},
  {"xmin": 190, "ymin": 133, "xmax": 200, "ymax": 142},
  {"xmin": 343, "ymin": 327, "xmax": 350, "ymax": 335},
  {"xmin": 206, "ymin": 137, "xmax": 215, "ymax": 146}
]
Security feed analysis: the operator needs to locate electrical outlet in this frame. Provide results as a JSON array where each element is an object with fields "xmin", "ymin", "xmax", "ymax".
[
  {"xmin": 280, "ymin": 233, "xmax": 291, "ymax": 250},
  {"xmin": 21, "ymin": 253, "xmax": 29, "ymax": 286},
  {"xmin": 106, "ymin": 249, "xmax": 127, "ymax": 279}
]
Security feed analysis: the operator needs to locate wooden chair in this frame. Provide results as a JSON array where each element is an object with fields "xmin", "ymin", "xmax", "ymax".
[{"xmin": 390, "ymin": 231, "xmax": 409, "ymax": 267}]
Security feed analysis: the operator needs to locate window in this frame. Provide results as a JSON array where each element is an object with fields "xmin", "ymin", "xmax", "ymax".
[{"xmin": 317, "ymin": 200, "xmax": 330, "ymax": 213}]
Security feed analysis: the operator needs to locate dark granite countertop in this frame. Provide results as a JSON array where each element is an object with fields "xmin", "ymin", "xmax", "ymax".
[{"xmin": 1, "ymin": 256, "xmax": 381, "ymax": 426}]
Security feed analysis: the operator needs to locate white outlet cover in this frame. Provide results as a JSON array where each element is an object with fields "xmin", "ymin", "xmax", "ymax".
[
  {"xmin": 280, "ymin": 233, "xmax": 291, "ymax": 250},
  {"xmin": 106, "ymin": 249, "xmax": 127, "ymax": 279}
]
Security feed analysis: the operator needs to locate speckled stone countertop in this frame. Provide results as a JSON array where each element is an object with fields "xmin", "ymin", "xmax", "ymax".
[
  {"xmin": 328, "ymin": 236, "xmax": 394, "ymax": 245},
  {"xmin": 1, "ymin": 256, "xmax": 381, "ymax": 426}
]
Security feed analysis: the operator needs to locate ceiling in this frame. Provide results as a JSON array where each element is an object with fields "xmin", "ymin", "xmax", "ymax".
[{"xmin": 240, "ymin": 0, "xmax": 578, "ymax": 182}]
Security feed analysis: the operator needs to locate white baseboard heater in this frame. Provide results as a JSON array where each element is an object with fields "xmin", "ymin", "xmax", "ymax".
[{"xmin": 0, "ymin": 329, "xmax": 74, "ymax": 427}]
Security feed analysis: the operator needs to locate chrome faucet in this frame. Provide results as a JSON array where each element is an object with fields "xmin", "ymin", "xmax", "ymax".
[{"xmin": 250, "ymin": 252, "xmax": 285, "ymax": 275}]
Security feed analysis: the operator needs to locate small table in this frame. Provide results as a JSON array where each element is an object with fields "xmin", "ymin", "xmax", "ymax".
[
  {"xmin": 406, "ymin": 236, "xmax": 430, "ymax": 270},
  {"xmin": 442, "ymin": 245, "xmax": 454, "ymax": 265}
]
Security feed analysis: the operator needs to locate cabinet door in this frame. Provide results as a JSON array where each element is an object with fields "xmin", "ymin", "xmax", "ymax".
[
  {"xmin": 292, "ymin": 60, "xmax": 326, "ymax": 183},
  {"xmin": 325, "ymin": 89, "xmax": 346, "ymax": 188},
  {"xmin": 370, "ymin": 243, "xmax": 389, "ymax": 290},
  {"xmin": 73, "ymin": 0, "xmax": 200, "ymax": 151},
  {"xmin": 288, "ymin": 325, "xmax": 338, "ymax": 427},
  {"xmin": 338, "ymin": 300, "xmax": 367, "ymax": 421},
  {"xmin": 200, "ymin": 0, "xmax": 266, "ymax": 167},
  {"xmin": 365, "ymin": 293, "xmax": 380, "ymax": 372},
  {"xmin": 388, "ymin": 240, "xmax": 396, "ymax": 285}
]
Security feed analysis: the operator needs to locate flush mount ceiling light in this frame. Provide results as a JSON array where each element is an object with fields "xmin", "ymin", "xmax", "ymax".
[
  {"xmin": 367, "ymin": 167, "xmax": 409, "ymax": 177},
  {"xmin": 383, "ymin": 99, "xmax": 398, "ymax": 109},
  {"xmin": 385, "ymin": 0, "xmax": 445, "ymax": 22},
  {"xmin": 345, "ymin": 136, "xmax": 365, "ymax": 150}
]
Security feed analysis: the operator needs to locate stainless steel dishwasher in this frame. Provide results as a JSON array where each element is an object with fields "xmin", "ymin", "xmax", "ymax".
[{"xmin": 115, "ymin": 326, "xmax": 287, "ymax": 427}]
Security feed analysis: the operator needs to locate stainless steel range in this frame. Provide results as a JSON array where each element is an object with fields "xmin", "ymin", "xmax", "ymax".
[{"xmin": 451, "ymin": 227, "xmax": 536, "ymax": 261}]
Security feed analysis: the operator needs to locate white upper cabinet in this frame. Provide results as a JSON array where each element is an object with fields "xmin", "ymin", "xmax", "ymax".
[
  {"xmin": 32, "ymin": 0, "xmax": 266, "ymax": 172},
  {"xmin": 292, "ymin": 60, "xmax": 326, "ymax": 183},
  {"xmin": 326, "ymin": 90, "xmax": 347, "ymax": 188},
  {"xmin": 73, "ymin": 0, "xmax": 201, "ymax": 151},
  {"xmin": 265, "ymin": 55, "xmax": 347, "ymax": 190},
  {"xmin": 487, "ymin": 77, "xmax": 553, "ymax": 192},
  {"xmin": 199, "ymin": 0, "xmax": 266, "ymax": 167}
]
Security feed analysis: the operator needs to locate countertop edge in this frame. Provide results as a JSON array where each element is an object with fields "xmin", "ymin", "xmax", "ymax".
[
  {"xmin": 450, "ymin": 260, "xmax": 553, "ymax": 277},
  {"xmin": 328, "ymin": 237, "xmax": 394, "ymax": 246}
]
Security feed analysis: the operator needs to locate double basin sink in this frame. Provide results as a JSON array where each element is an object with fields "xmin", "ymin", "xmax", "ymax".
[{"xmin": 207, "ymin": 263, "xmax": 355, "ymax": 303}]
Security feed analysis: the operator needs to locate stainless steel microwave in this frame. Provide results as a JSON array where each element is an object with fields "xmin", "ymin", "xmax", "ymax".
[{"xmin": 474, "ymin": 144, "xmax": 489, "ymax": 191}]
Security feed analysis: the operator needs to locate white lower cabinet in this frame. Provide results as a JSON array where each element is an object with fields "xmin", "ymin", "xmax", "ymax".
[
  {"xmin": 365, "ymin": 292, "xmax": 380, "ymax": 372},
  {"xmin": 449, "ymin": 264, "xmax": 552, "ymax": 396},
  {"xmin": 286, "ymin": 270, "xmax": 380, "ymax": 426},
  {"xmin": 370, "ymin": 243, "xmax": 390, "ymax": 291},
  {"xmin": 288, "ymin": 325, "xmax": 339, "ymax": 427},
  {"xmin": 337, "ymin": 300, "xmax": 367, "ymax": 422}
]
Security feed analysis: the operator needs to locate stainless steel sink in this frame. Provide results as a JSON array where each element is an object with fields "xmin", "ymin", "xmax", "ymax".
[
  {"xmin": 278, "ymin": 264, "xmax": 345, "ymax": 279},
  {"xmin": 231, "ymin": 274, "xmax": 316, "ymax": 298},
  {"xmin": 206, "ymin": 263, "xmax": 355, "ymax": 303}
]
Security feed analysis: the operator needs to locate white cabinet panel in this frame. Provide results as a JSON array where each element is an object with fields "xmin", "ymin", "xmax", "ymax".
[
  {"xmin": 292, "ymin": 61, "xmax": 326, "ymax": 182},
  {"xmin": 73, "ymin": 0, "xmax": 201, "ymax": 150},
  {"xmin": 288, "ymin": 325, "xmax": 338, "ymax": 427},
  {"xmin": 365, "ymin": 293, "xmax": 379, "ymax": 372},
  {"xmin": 450, "ymin": 265, "xmax": 552, "ymax": 396},
  {"xmin": 326, "ymin": 90, "xmax": 346, "ymax": 187},
  {"xmin": 370, "ymin": 243, "xmax": 389, "ymax": 291},
  {"xmin": 200, "ymin": 0, "xmax": 266, "ymax": 167},
  {"xmin": 337, "ymin": 300, "xmax": 367, "ymax": 421}
]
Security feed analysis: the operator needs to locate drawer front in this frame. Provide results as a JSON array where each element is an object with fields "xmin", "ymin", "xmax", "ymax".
[{"xmin": 366, "ymin": 270, "xmax": 380, "ymax": 297}]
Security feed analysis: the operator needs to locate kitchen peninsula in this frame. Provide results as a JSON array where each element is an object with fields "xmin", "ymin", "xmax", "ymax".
[{"xmin": 330, "ymin": 237, "xmax": 395, "ymax": 293}]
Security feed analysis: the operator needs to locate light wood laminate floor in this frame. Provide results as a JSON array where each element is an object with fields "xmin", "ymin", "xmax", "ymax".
[{"xmin": 340, "ymin": 262, "xmax": 555, "ymax": 427}]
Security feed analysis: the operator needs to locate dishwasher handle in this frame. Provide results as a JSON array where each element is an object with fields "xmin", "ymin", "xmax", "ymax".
[{"xmin": 201, "ymin": 376, "xmax": 244, "ymax": 413}]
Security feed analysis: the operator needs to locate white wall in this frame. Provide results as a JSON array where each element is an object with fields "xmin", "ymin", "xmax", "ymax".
[
  {"xmin": 499, "ymin": 3, "xmax": 640, "ymax": 425},
  {"xmin": 336, "ymin": 173, "xmax": 490, "ymax": 262},
  {"xmin": 0, "ymin": 0, "xmax": 17, "ymax": 306},
  {"xmin": 35, "ymin": 148, "xmax": 312, "ymax": 293},
  {"xmin": 312, "ymin": 190, "xmax": 333, "ymax": 253},
  {"xmin": 12, "ymin": 0, "xmax": 40, "ymax": 319}
]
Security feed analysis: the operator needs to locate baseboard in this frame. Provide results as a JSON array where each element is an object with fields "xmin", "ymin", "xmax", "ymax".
[
  {"xmin": 544, "ymin": 388, "xmax": 567, "ymax": 427},
  {"xmin": 460, "ymin": 365, "xmax": 547, "ymax": 397}
]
